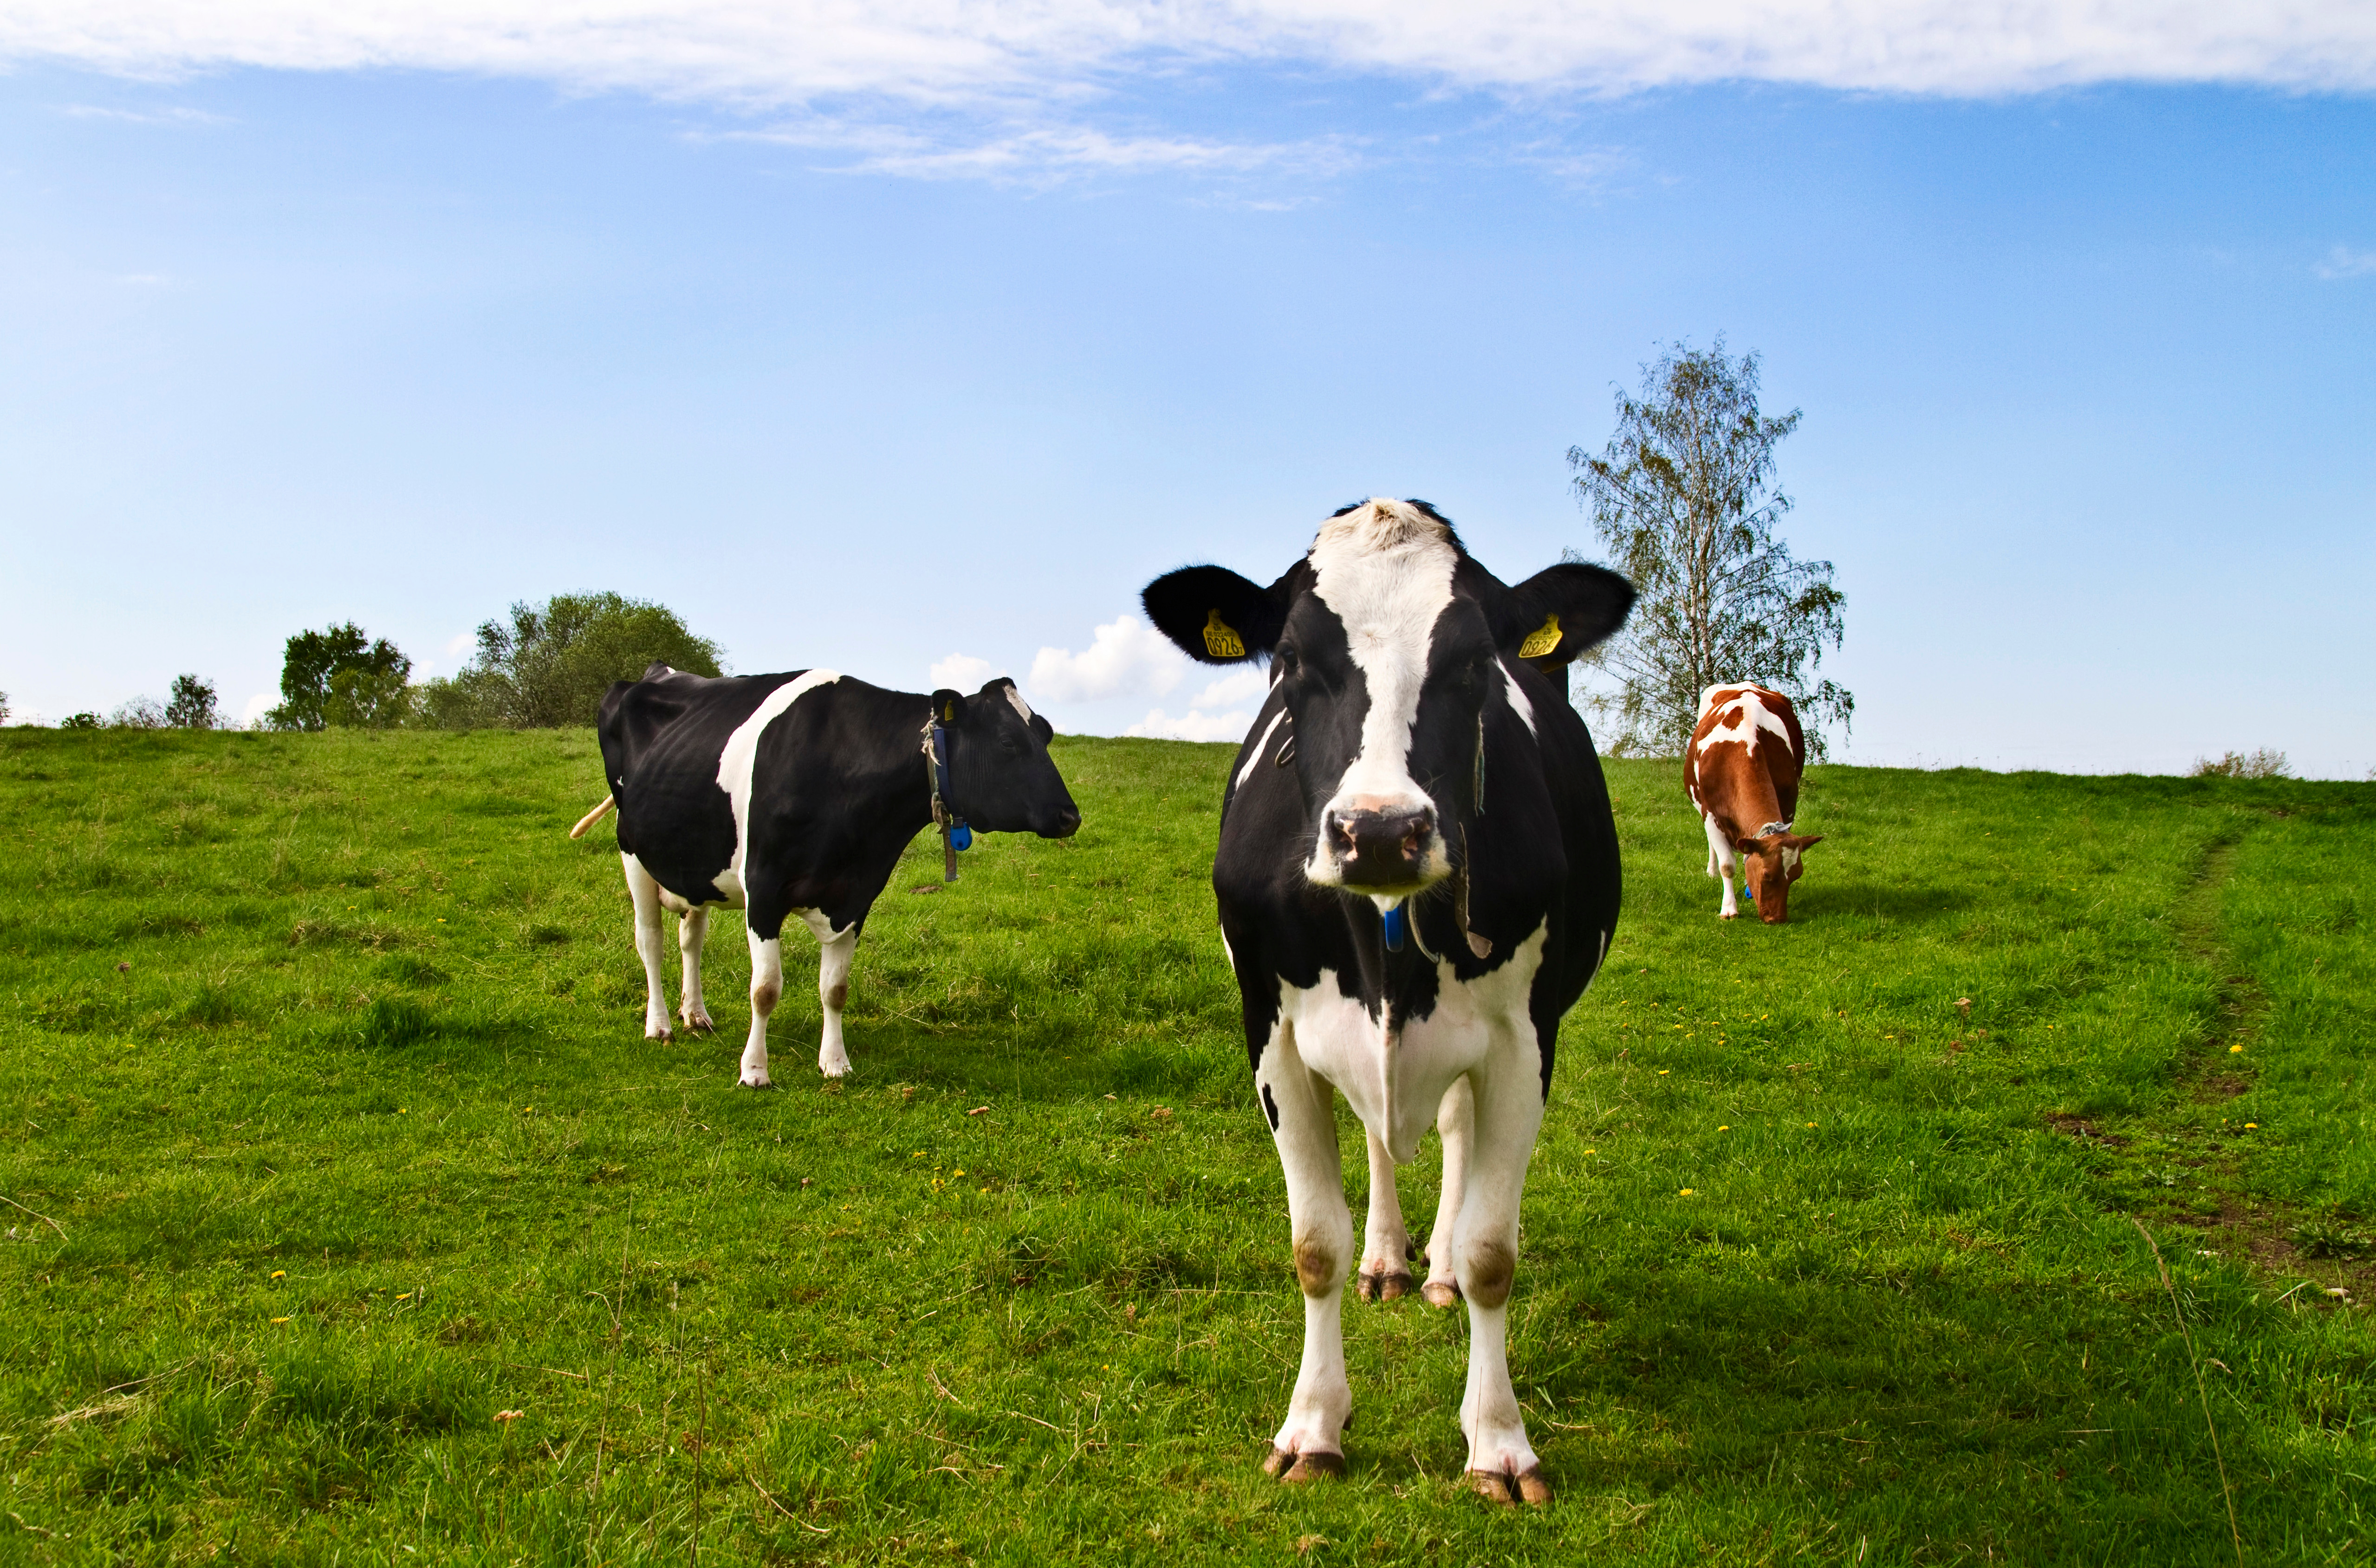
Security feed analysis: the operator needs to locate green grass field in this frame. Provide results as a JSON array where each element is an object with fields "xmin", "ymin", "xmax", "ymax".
[{"xmin": 2, "ymin": 726, "xmax": 2371, "ymax": 1565}]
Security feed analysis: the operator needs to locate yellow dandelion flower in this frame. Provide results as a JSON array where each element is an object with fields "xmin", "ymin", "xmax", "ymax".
[
  {"xmin": 271, "ymin": 1270, "xmax": 286, "ymax": 1279},
  {"xmin": 1658, "ymin": 1069, "xmax": 1670, "ymax": 1076},
  {"xmin": 1583, "ymin": 1148, "xmax": 1597, "ymax": 1155},
  {"xmin": 1679, "ymin": 1188, "xmax": 1695, "ymax": 1197},
  {"xmin": 1806, "ymin": 1122, "xmax": 1817, "ymax": 1128},
  {"xmin": 396, "ymin": 1292, "xmax": 413, "ymax": 1301},
  {"xmin": 1718, "ymin": 1125, "xmax": 1730, "ymax": 1132},
  {"xmin": 2229, "ymin": 1044, "xmax": 2244, "ymax": 1054},
  {"xmin": 270, "ymin": 1316, "xmax": 292, "ymax": 1324},
  {"xmin": 2244, "ymin": 1122, "xmax": 2258, "ymax": 1129}
]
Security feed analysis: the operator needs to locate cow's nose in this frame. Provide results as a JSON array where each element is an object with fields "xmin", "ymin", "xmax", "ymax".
[
  {"xmin": 1051, "ymin": 806, "xmax": 1082, "ymax": 839},
  {"xmin": 1326, "ymin": 805, "xmax": 1435, "ymax": 886}
]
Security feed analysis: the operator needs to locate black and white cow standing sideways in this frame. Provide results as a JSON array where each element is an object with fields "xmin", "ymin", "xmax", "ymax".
[
  {"xmin": 1143, "ymin": 499, "xmax": 1633, "ymax": 1505},
  {"xmin": 573, "ymin": 667, "xmax": 1080, "ymax": 1084}
]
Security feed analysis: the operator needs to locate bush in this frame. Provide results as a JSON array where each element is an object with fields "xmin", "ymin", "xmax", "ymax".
[
  {"xmin": 415, "ymin": 592, "xmax": 723, "ymax": 729},
  {"xmin": 268, "ymin": 624, "xmax": 412, "ymax": 731},
  {"xmin": 109, "ymin": 697, "xmax": 169, "ymax": 729},
  {"xmin": 166, "ymin": 674, "xmax": 220, "ymax": 730},
  {"xmin": 2190, "ymin": 749, "xmax": 2290, "ymax": 780},
  {"xmin": 60, "ymin": 712, "xmax": 100, "ymax": 730}
]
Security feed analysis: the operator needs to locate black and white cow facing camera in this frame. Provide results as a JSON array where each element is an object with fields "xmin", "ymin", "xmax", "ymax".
[
  {"xmin": 1142, "ymin": 499, "xmax": 1633, "ymax": 1505},
  {"xmin": 572, "ymin": 666, "xmax": 1079, "ymax": 1085}
]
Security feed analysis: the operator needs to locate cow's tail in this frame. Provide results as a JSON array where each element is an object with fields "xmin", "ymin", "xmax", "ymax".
[{"xmin": 569, "ymin": 795, "xmax": 616, "ymax": 840}]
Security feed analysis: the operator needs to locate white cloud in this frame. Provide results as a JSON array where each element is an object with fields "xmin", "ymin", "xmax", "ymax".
[
  {"xmin": 3, "ymin": 3, "xmax": 2369, "ymax": 115},
  {"xmin": 1190, "ymin": 667, "xmax": 1270, "ymax": 709},
  {"xmin": 1125, "ymin": 706, "xmax": 1254, "ymax": 742},
  {"xmin": 1029, "ymin": 615, "xmax": 1188, "ymax": 703},
  {"xmin": 929, "ymin": 652, "xmax": 996, "ymax": 690},
  {"xmin": 443, "ymin": 629, "xmax": 476, "ymax": 658},
  {"xmin": 240, "ymin": 691, "xmax": 273, "ymax": 725},
  {"xmin": 2315, "ymin": 245, "xmax": 2376, "ymax": 280}
]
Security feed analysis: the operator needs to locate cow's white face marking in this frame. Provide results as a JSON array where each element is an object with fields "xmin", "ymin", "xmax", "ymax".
[
  {"xmin": 1003, "ymin": 683, "xmax": 1035, "ymax": 725},
  {"xmin": 1500, "ymin": 659, "xmax": 1537, "ymax": 737},
  {"xmin": 716, "ymin": 670, "xmax": 842, "ymax": 898},
  {"xmin": 1302, "ymin": 500, "xmax": 1458, "ymax": 886},
  {"xmin": 1238, "ymin": 709, "xmax": 1288, "ymax": 792}
]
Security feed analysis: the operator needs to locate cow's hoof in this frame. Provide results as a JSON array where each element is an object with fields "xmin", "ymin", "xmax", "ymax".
[
  {"xmin": 738, "ymin": 1072, "xmax": 774, "ymax": 1090},
  {"xmin": 819, "ymin": 1060, "xmax": 851, "ymax": 1080},
  {"xmin": 1357, "ymin": 1268, "xmax": 1414, "ymax": 1302},
  {"xmin": 1466, "ymin": 1467, "xmax": 1551, "ymax": 1507},
  {"xmin": 1263, "ymin": 1448, "xmax": 1344, "ymax": 1484},
  {"xmin": 647, "ymin": 1026, "xmax": 675, "ymax": 1043},
  {"xmin": 681, "ymin": 1011, "xmax": 715, "ymax": 1033},
  {"xmin": 1718, "ymin": 911, "xmax": 1737, "ymax": 921},
  {"xmin": 1421, "ymin": 1279, "xmax": 1462, "ymax": 1309}
]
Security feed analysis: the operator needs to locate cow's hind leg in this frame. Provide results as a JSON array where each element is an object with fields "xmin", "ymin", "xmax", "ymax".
[
  {"xmin": 1420, "ymin": 1075, "xmax": 1474, "ymax": 1308},
  {"xmin": 1356, "ymin": 1129, "xmax": 1415, "ymax": 1301},
  {"xmin": 676, "ymin": 907, "xmax": 714, "ymax": 1031},
  {"xmin": 1257, "ymin": 1035, "xmax": 1353, "ymax": 1482},
  {"xmin": 623, "ymin": 854, "xmax": 674, "ymax": 1042},
  {"xmin": 1454, "ymin": 1063, "xmax": 1551, "ymax": 1506},
  {"xmin": 812, "ymin": 919, "xmax": 857, "ymax": 1078},
  {"xmin": 739, "ymin": 927, "xmax": 781, "ymax": 1089}
]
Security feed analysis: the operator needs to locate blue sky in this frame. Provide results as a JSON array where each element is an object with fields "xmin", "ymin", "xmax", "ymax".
[{"xmin": 1, "ymin": 5, "xmax": 2370, "ymax": 775}]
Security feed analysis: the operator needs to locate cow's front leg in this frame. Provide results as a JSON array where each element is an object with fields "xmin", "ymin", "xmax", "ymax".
[
  {"xmin": 1420, "ymin": 1074, "xmax": 1473, "ymax": 1308},
  {"xmin": 815, "ymin": 925, "xmax": 857, "ymax": 1078},
  {"xmin": 739, "ymin": 927, "xmax": 781, "ymax": 1089},
  {"xmin": 1258, "ymin": 1041, "xmax": 1353, "ymax": 1481},
  {"xmin": 1454, "ymin": 1062, "xmax": 1550, "ymax": 1506},
  {"xmin": 623, "ymin": 854, "xmax": 673, "ymax": 1042},
  {"xmin": 1702, "ymin": 813, "xmax": 1740, "ymax": 920},
  {"xmin": 676, "ymin": 907, "xmax": 714, "ymax": 1032},
  {"xmin": 1356, "ymin": 1129, "xmax": 1414, "ymax": 1301}
]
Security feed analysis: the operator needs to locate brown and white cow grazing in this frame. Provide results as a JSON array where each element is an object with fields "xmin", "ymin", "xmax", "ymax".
[{"xmin": 1686, "ymin": 684, "xmax": 1823, "ymax": 923}]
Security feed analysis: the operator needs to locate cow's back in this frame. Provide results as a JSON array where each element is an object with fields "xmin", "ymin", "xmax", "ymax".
[
  {"xmin": 1688, "ymin": 684, "xmax": 1804, "ymax": 832},
  {"xmin": 597, "ymin": 667, "xmax": 813, "ymax": 905}
]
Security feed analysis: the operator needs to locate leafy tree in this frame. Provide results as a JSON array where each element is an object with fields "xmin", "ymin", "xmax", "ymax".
[
  {"xmin": 1568, "ymin": 337, "xmax": 1851, "ymax": 758},
  {"xmin": 417, "ymin": 592, "xmax": 723, "ymax": 729},
  {"xmin": 60, "ymin": 712, "xmax": 100, "ymax": 730},
  {"xmin": 268, "ymin": 624, "xmax": 411, "ymax": 732},
  {"xmin": 166, "ymin": 674, "xmax": 220, "ymax": 730}
]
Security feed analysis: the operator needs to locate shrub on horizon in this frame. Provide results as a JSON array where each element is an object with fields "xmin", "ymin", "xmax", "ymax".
[
  {"xmin": 166, "ymin": 673, "xmax": 221, "ymax": 730},
  {"xmin": 415, "ymin": 592, "xmax": 723, "ymax": 729},
  {"xmin": 2190, "ymin": 748, "xmax": 2291, "ymax": 780},
  {"xmin": 268, "ymin": 623, "xmax": 412, "ymax": 731}
]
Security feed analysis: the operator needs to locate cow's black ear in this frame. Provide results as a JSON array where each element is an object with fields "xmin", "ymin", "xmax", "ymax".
[
  {"xmin": 931, "ymin": 688, "xmax": 967, "ymax": 725},
  {"xmin": 1502, "ymin": 563, "xmax": 1636, "ymax": 672},
  {"xmin": 1142, "ymin": 565, "xmax": 1283, "ymax": 665},
  {"xmin": 1028, "ymin": 713, "xmax": 1054, "ymax": 745}
]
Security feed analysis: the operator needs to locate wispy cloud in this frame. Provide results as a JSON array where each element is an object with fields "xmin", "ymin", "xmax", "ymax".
[
  {"xmin": 61, "ymin": 102, "xmax": 227, "ymax": 125},
  {"xmin": 5, "ymin": 2, "xmax": 2371, "ymax": 108},
  {"xmin": 733, "ymin": 116, "xmax": 1358, "ymax": 184},
  {"xmin": 2315, "ymin": 245, "xmax": 2376, "ymax": 280}
]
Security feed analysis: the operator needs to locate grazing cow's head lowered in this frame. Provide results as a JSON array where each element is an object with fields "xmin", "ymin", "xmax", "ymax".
[
  {"xmin": 931, "ymin": 678, "xmax": 1081, "ymax": 839},
  {"xmin": 1738, "ymin": 829, "xmax": 1823, "ymax": 924},
  {"xmin": 1144, "ymin": 499, "xmax": 1633, "ymax": 897}
]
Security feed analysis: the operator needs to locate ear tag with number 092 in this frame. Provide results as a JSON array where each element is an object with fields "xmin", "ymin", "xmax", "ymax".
[
  {"xmin": 1519, "ymin": 615, "xmax": 1562, "ymax": 660},
  {"xmin": 1202, "ymin": 610, "xmax": 1246, "ymax": 659}
]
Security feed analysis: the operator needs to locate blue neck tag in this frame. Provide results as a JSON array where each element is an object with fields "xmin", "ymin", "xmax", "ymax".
[
  {"xmin": 1382, "ymin": 904, "xmax": 1407, "ymax": 952},
  {"xmin": 949, "ymin": 823, "xmax": 972, "ymax": 851}
]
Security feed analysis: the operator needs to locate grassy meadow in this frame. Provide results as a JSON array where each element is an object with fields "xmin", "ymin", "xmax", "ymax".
[{"xmin": 1, "ymin": 725, "xmax": 2372, "ymax": 1565}]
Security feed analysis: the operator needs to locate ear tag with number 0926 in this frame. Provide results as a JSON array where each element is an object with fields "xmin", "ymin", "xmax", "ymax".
[
  {"xmin": 1519, "ymin": 615, "xmax": 1562, "ymax": 659},
  {"xmin": 1202, "ymin": 610, "xmax": 1246, "ymax": 659}
]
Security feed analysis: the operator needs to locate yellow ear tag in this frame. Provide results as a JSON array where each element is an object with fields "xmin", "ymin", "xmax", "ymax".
[
  {"xmin": 1202, "ymin": 609, "xmax": 1246, "ymax": 659},
  {"xmin": 943, "ymin": 701, "xmax": 959, "ymax": 721},
  {"xmin": 1519, "ymin": 615, "xmax": 1562, "ymax": 659}
]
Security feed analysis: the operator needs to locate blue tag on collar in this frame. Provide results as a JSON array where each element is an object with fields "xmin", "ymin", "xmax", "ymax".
[
  {"xmin": 1743, "ymin": 880, "xmax": 1754, "ymax": 901},
  {"xmin": 949, "ymin": 823, "xmax": 973, "ymax": 851},
  {"xmin": 1382, "ymin": 904, "xmax": 1406, "ymax": 952}
]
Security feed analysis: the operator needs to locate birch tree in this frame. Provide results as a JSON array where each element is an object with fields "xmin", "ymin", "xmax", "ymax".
[{"xmin": 1568, "ymin": 339, "xmax": 1851, "ymax": 757}]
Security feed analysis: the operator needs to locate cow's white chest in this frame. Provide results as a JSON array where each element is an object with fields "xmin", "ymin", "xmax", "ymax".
[{"xmin": 1282, "ymin": 921, "xmax": 1547, "ymax": 1163}]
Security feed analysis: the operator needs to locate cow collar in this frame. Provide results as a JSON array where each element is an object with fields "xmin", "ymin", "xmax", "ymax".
[
  {"xmin": 1755, "ymin": 820, "xmax": 1793, "ymax": 838},
  {"xmin": 922, "ymin": 713, "xmax": 972, "ymax": 883}
]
